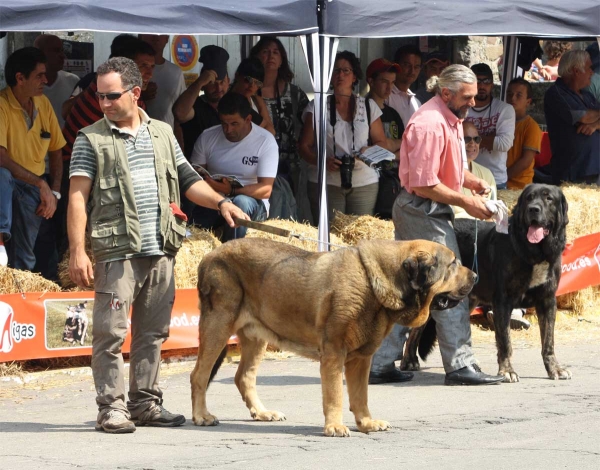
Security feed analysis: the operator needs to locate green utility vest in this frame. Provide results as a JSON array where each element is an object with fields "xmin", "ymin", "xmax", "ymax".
[{"xmin": 80, "ymin": 118, "xmax": 187, "ymax": 262}]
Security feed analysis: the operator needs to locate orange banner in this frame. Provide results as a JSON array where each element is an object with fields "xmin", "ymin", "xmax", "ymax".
[
  {"xmin": 2, "ymin": 233, "xmax": 599, "ymax": 362},
  {"xmin": 0, "ymin": 289, "xmax": 237, "ymax": 363}
]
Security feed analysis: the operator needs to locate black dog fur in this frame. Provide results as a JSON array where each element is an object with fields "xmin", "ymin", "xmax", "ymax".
[{"xmin": 402, "ymin": 184, "xmax": 572, "ymax": 382}]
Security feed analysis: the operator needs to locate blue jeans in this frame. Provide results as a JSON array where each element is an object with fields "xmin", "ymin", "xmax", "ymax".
[
  {"xmin": 0, "ymin": 168, "xmax": 44, "ymax": 270},
  {"xmin": 190, "ymin": 195, "xmax": 267, "ymax": 242}
]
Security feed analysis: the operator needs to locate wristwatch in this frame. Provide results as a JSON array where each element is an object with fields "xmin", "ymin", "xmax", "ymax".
[
  {"xmin": 51, "ymin": 190, "xmax": 62, "ymax": 200},
  {"xmin": 217, "ymin": 197, "xmax": 233, "ymax": 210}
]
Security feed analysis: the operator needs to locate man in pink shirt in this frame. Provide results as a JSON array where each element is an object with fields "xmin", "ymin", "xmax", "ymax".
[{"xmin": 370, "ymin": 65, "xmax": 504, "ymax": 386}]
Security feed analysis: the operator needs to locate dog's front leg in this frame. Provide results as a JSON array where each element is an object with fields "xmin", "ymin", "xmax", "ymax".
[
  {"xmin": 345, "ymin": 356, "xmax": 390, "ymax": 434},
  {"xmin": 537, "ymin": 297, "xmax": 572, "ymax": 380},
  {"xmin": 320, "ymin": 349, "xmax": 349, "ymax": 437},
  {"xmin": 492, "ymin": 301, "xmax": 519, "ymax": 383}
]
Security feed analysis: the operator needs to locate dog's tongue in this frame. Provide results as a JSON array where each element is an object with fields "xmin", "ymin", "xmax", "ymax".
[{"xmin": 527, "ymin": 226, "xmax": 548, "ymax": 244}]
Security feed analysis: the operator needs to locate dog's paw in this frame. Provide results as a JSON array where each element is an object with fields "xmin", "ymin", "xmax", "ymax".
[
  {"xmin": 192, "ymin": 414, "xmax": 219, "ymax": 426},
  {"xmin": 499, "ymin": 368, "xmax": 519, "ymax": 383},
  {"xmin": 356, "ymin": 418, "xmax": 390, "ymax": 434},
  {"xmin": 324, "ymin": 423, "xmax": 350, "ymax": 437},
  {"xmin": 400, "ymin": 358, "xmax": 421, "ymax": 371},
  {"xmin": 252, "ymin": 410, "xmax": 286, "ymax": 422},
  {"xmin": 549, "ymin": 367, "xmax": 572, "ymax": 380}
]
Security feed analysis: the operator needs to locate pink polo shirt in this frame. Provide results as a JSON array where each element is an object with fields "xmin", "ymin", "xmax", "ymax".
[{"xmin": 399, "ymin": 95, "xmax": 465, "ymax": 194}]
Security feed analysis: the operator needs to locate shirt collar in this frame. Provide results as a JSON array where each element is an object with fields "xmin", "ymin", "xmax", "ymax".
[
  {"xmin": 5, "ymin": 86, "xmax": 41, "ymax": 111},
  {"xmin": 431, "ymin": 95, "xmax": 461, "ymax": 128},
  {"xmin": 391, "ymin": 84, "xmax": 416, "ymax": 98},
  {"xmin": 104, "ymin": 107, "xmax": 151, "ymax": 135}
]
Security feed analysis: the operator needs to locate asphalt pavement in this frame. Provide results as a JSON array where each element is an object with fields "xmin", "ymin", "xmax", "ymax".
[{"xmin": 1, "ymin": 340, "xmax": 599, "ymax": 470}]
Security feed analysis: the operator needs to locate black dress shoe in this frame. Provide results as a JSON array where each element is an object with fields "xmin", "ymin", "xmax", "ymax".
[
  {"xmin": 369, "ymin": 368, "xmax": 414, "ymax": 385},
  {"xmin": 444, "ymin": 364, "xmax": 504, "ymax": 386}
]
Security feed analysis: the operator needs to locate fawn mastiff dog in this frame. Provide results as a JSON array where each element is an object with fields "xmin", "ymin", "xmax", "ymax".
[
  {"xmin": 190, "ymin": 238, "xmax": 476, "ymax": 436},
  {"xmin": 403, "ymin": 184, "xmax": 570, "ymax": 383}
]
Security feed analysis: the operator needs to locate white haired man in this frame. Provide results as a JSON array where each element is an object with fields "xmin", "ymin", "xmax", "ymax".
[
  {"xmin": 544, "ymin": 50, "xmax": 599, "ymax": 185},
  {"xmin": 370, "ymin": 65, "xmax": 505, "ymax": 386}
]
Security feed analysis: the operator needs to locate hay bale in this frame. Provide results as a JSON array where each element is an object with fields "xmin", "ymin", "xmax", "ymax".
[
  {"xmin": 557, "ymin": 286, "xmax": 600, "ymax": 317},
  {"xmin": 0, "ymin": 267, "xmax": 61, "ymax": 295},
  {"xmin": 330, "ymin": 212, "xmax": 394, "ymax": 245},
  {"xmin": 245, "ymin": 218, "xmax": 347, "ymax": 251},
  {"xmin": 174, "ymin": 227, "xmax": 221, "ymax": 288},
  {"xmin": 57, "ymin": 228, "xmax": 220, "ymax": 290},
  {"xmin": 496, "ymin": 188, "xmax": 522, "ymax": 212}
]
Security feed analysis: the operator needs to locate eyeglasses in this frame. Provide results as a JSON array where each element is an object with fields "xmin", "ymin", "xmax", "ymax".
[
  {"xmin": 464, "ymin": 136, "xmax": 482, "ymax": 144},
  {"xmin": 243, "ymin": 76, "xmax": 263, "ymax": 89},
  {"xmin": 477, "ymin": 78, "xmax": 493, "ymax": 85},
  {"xmin": 333, "ymin": 67, "xmax": 353, "ymax": 76},
  {"xmin": 95, "ymin": 87, "xmax": 134, "ymax": 101}
]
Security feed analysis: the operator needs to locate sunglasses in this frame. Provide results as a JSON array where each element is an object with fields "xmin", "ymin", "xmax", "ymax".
[
  {"xmin": 464, "ymin": 136, "xmax": 482, "ymax": 144},
  {"xmin": 95, "ymin": 87, "xmax": 134, "ymax": 101},
  {"xmin": 333, "ymin": 67, "xmax": 353, "ymax": 76},
  {"xmin": 477, "ymin": 78, "xmax": 493, "ymax": 85},
  {"xmin": 243, "ymin": 76, "xmax": 263, "ymax": 88}
]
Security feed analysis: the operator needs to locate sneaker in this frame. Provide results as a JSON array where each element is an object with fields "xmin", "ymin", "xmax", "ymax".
[
  {"xmin": 0, "ymin": 245, "xmax": 7, "ymax": 267},
  {"xmin": 95, "ymin": 409, "xmax": 136, "ymax": 434},
  {"xmin": 131, "ymin": 403, "xmax": 186, "ymax": 427},
  {"xmin": 486, "ymin": 309, "xmax": 531, "ymax": 331}
]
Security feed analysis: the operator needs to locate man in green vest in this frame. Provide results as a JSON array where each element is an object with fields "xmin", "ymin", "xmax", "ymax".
[{"xmin": 67, "ymin": 57, "xmax": 247, "ymax": 434}]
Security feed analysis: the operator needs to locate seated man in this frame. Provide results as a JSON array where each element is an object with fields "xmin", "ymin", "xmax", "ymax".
[
  {"xmin": 0, "ymin": 47, "xmax": 65, "ymax": 269},
  {"xmin": 190, "ymin": 92, "xmax": 278, "ymax": 241},
  {"xmin": 452, "ymin": 121, "xmax": 497, "ymax": 219},
  {"xmin": 544, "ymin": 50, "xmax": 600, "ymax": 185}
]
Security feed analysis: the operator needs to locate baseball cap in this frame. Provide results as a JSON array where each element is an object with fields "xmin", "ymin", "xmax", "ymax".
[
  {"xmin": 424, "ymin": 52, "xmax": 450, "ymax": 66},
  {"xmin": 199, "ymin": 45, "xmax": 230, "ymax": 80},
  {"xmin": 366, "ymin": 58, "xmax": 402, "ymax": 80},
  {"xmin": 471, "ymin": 63, "xmax": 494, "ymax": 78}
]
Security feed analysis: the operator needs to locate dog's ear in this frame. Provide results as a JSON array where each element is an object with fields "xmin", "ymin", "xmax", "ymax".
[
  {"xmin": 357, "ymin": 241, "xmax": 406, "ymax": 311},
  {"xmin": 558, "ymin": 189, "xmax": 569, "ymax": 228},
  {"xmin": 403, "ymin": 251, "xmax": 439, "ymax": 291}
]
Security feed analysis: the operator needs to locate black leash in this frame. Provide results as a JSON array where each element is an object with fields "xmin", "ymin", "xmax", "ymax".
[{"xmin": 471, "ymin": 219, "xmax": 480, "ymax": 285}]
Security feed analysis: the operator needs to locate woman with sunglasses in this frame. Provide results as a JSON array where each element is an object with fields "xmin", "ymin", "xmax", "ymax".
[
  {"xmin": 250, "ymin": 36, "xmax": 311, "ymax": 221},
  {"xmin": 298, "ymin": 50, "xmax": 389, "ymax": 222},
  {"xmin": 452, "ymin": 121, "xmax": 497, "ymax": 219},
  {"xmin": 230, "ymin": 57, "xmax": 275, "ymax": 136}
]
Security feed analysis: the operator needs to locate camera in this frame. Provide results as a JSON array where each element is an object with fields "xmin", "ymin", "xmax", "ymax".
[{"xmin": 336, "ymin": 154, "xmax": 355, "ymax": 189}]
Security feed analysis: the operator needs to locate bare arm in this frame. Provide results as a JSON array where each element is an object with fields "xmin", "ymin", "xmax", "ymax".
[
  {"xmin": 68, "ymin": 175, "xmax": 93, "ymax": 287},
  {"xmin": 184, "ymin": 179, "xmax": 249, "ymax": 227},
  {"xmin": 62, "ymin": 97, "xmax": 75, "ymax": 120},
  {"xmin": 207, "ymin": 176, "xmax": 275, "ymax": 201},
  {"xmin": 579, "ymin": 109, "xmax": 600, "ymax": 124},
  {"xmin": 172, "ymin": 70, "xmax": 217, "ymax": 124},
  {"xmin": 0, "ymin": 146, "xmax": 56, "ymax": 218},
  {"xmin": 367, "ymin": 117, "xmax": 391, "ymax": 150},
  {"xmin": 413, "ymin": 183, "xmax": 492, "ymax": 220},
  {"xmin": 254, "ymin": 96, "xmax": 276, "ymax": 136},
  {"xmin": 298, "ymin": 113, "xmax": 317, "ymax": 165},
  {"xmin": 48, "ymin": 149, "xmax": 62, "ymax": 192}
]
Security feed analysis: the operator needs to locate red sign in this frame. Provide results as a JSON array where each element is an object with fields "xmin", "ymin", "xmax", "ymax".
[{"xmin": 171, "ymin": 35, "xmax": 198, "ymax": 71}]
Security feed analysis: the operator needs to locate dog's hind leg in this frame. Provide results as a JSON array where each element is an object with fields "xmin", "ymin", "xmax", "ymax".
[
  {"xmin": 536, "ymin": 297, "xmax": 572, "ymax": 380},
  {"xmin": 321, "ymin": 345, "xmax": 349, "ymax": 437},
  {"xmin": 345, "ymin": 356, "xmax": 389, "ymax": 434},
  {"xmin": 190, "ymin": 303, "xmax": 236, "ymax": 426},
  {"xmin": 235, "ymin": 329, "xmax": 286, "ymax": 422}
]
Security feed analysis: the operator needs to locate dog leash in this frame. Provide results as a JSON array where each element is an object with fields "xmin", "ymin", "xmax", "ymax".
[
  {"xmin": 233, "ymin": 217, "xmax": 346, "ymax": 249},
  {"xmin": 471, "ymin": 220, "xmax": 480, "ymax": 285}
]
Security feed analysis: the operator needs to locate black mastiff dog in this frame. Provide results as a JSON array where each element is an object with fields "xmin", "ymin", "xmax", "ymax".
[{"xmin": 403, "ymin": 184, "xmax": 572, "ymax": 383}]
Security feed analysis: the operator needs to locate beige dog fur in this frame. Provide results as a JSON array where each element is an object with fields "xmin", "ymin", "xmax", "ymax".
[{"xmin": 190, "ymin": 238, "xmax": 475, "ymax": 437}]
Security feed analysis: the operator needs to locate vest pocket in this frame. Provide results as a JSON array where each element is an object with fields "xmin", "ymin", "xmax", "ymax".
[
  {"xmin": 99, "ymin": 175, "xmax": 122, "ymax": 206},
  {"xmin": 164, "ymin": 215, "xmax": 187, "ymax": 252},
  {"xmin": 91, "ymin": 221, "xmax": 130, "ymax": 257}
]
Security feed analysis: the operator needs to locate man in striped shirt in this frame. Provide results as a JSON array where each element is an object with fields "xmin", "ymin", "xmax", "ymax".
[{"xmin": 68, "ymin": 57, "xmax": 247, "ymax": 434}]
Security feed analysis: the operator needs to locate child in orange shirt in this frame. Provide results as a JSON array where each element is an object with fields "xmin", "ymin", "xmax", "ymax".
[{"xmin": 506, "ymin": 78, "xmax": 542, "ymax": 189}]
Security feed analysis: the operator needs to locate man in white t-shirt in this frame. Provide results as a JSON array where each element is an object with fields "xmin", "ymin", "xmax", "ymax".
[
  {"xmin": 386, "ymin": 45, "xmax": 422, "ymax": 128},
  {"xmin": 190, "ymin": 93, "xmax": 278, "ymax": 241},
  {"xmin": 34, "ymin": 34, "xmax": 79, "ymax": 128},
  {"xmin": 464, "ymin": 63, "xmax": 515, "ymax": 189},
  {"xmin": 139, "ymin": 35, "xmax": 186, "ymax": 130}
]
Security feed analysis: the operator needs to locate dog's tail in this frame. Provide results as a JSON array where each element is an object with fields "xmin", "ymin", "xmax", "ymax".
[
  {"xmin": 207, "ymin": 346, "xmax": 228, "ymax": 389},
  {"xmin": 418, "ymin": 318, "xmax": 438, "ymax": 361}
]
